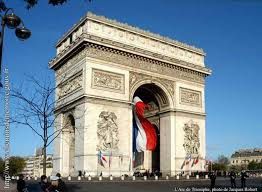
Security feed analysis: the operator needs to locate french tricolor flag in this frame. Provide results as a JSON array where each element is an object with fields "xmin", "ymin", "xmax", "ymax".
[
  {"xmin": 98, "ymin": 151, "xmax": 107, "ymax": 167},
  {"xmin": 133, "ymin": 96, "xmax": 157, "ymax": 152}
]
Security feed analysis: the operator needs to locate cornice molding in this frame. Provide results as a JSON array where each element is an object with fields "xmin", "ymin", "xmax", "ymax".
[{"xmin": 85, "ymin": 43, "xmax": 207, "ymax": 84}]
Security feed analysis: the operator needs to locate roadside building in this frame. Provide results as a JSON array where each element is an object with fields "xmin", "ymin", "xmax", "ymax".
[
  {"xmin": 22, "ymin": 148, "xmax": 53, "ymax": 177},
  {"xmin": 231, "ymin": 148, "xmax": 262, "ymax": 166}
]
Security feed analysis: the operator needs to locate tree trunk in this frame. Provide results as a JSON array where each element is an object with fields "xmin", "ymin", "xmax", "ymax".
[
  {"xmin": 43, "ymin": 144, "xmax": 47, "ymax": 176},
  {"xmin": 43, "ymin": 113, "xmax": 47, "ymax": 176}
]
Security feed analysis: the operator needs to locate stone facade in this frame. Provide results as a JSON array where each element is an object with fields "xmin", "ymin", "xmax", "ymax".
[
  {"xmin": 50, "ymin": 12, "xmax": 211, "ymax": 176},
  {"xmin": 231, "ymin": 148, "xmax": 262, "ymax": 166}
]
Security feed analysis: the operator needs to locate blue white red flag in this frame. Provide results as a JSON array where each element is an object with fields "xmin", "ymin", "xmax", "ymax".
[
  {"xmin": 185, "ymin": 154, "xmax": 192, "ymax": 165},
  {"xmin": 98, "ymin": 151, "xmax": 107, "ymax": 167},
  {"xmin": 133, "ymin": 96, "xmax": 157, "ymax": 152},
  {"xmin": 191, "ymin": 156, "xmax": 199, "ymax": 167},
  {"xmin": 181, "ymin": 154, "xmax": 192, "ymax": 169}
]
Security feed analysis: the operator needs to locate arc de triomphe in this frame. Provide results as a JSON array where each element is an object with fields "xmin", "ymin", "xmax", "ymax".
[{"xmin": 49, "ymin": 12, "xmax": 211, "ymax": 177}]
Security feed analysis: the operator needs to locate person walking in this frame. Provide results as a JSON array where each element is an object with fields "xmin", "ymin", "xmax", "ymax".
[
  {"xmin": 229, "ymin": 170, "xmax": 236, "ymax": 188},
  {"xmin": 48, "ymin": 175, "xmax": 60, "ymax": 192},
  {"xmin": 39, "ymin": 175, "xmax": 51, "ymax": 192},
  {"xmin": 56, "ymin": 173, "xmax": 68, "ymax": 192},
  {"xmin": 209, "ymin": 171, "xmax": 216, "ymax": 191},
  {"xmin": 241, "ymin": 170, "xmax": 249, "ymax": 188},
  {"xmin": 17, "ymin": 174, "xmax": 27, "ymax": 192}
]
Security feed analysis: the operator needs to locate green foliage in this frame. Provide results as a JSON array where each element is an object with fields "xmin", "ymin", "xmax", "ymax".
[
  {"xmin": 209, "ymin": 155, "xmax": 230, "ymax": 171},
  {"xmin": 217, "ymin": 155, "xmax": 230, "ymax": 165},
  {"xmin": 0, "ymin": 156, "xmax": 25, "ymax": 175},
  {"xmin": 24, "ymin": 0, "xmax": 67, "ymax": 9},
  {"xmin": 212, "ymin": 163, "xmax": 227, "ymax": 171},
  {"xmin": 24, "ymin": 0, "xmax": 91, "ymax": 9},
  {"xmin": 229, "ymin": 165, "xmax": 243, "ymax": 172},
  {"xmin": 248, "ymin": 160, "xmax": 262, "ymax": 170},
  {"xmin": 9, "ymin": 156, "xmax": 26, "ymax": 176}
]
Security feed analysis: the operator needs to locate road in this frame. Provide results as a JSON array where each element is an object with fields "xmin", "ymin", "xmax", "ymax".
[{"xmin": 26, "ymin": 177, "xmax": 262, "ymax": 192}]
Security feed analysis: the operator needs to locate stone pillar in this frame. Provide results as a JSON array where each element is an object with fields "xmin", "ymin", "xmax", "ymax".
[
  {"xmin": 62, "ymin": 131, "xmax": 70, "ymax": 176},
  {"xmin": 144, "ymin": 150, "xmax": 152, "ymax": 172},
  {"xmin": 159, "ymin": 113, "xmax": 173, "ymax": 175},
  {"xmin": 53, "ymin": 113, "xmax": 63, "ymax": 174}
]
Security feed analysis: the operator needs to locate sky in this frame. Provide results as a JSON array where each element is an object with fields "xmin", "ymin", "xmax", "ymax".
[{"xmin": 0, "ymin": 0, "xmax": 261, "ymax": 160}]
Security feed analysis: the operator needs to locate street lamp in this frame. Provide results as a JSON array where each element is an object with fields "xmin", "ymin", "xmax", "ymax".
[{"xmin": 0, "ymin": 2, "xmax": 31, "ymax": 88}]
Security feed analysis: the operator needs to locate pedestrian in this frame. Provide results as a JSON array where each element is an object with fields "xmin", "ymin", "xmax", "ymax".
[
  {"xmin": 56, "ymin": 173, "xmax": 61, "ymax": 179},
  {"xmin": 17, "ymin": 174, "xmax": 27, "ymax": 192},
  {"xmin": 48, "ymin": 175, "xmax": 60, "ymax": 192},
  {"xmin": 56, "ymin": 173, "xmax": 68, "ymax": 192},
  {"xmin": 229, "ymin": 170, "xmax": 236, "ymax": 188},
  {"xmin": 39, "ymin": 175, "xmax": 51, "ymax": 192},
  {"xmin": 241, "ymin": 170, "xmax": 249, "ymax": 188},
  {"xmin": 209, "ymin": 171, "xmax": 216, "ymax": 191}
]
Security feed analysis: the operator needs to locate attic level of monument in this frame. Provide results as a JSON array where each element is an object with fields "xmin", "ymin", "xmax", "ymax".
[
  {"xmin": 49, "ymin": 12, "xmax": 211, "ymax": 76},
  {"xmin": 56, "ymin": 12, "xmax": 205, "ymax": 54}
]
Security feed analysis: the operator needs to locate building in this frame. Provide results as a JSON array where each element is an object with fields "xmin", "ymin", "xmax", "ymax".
[
  {"xmin": 22, "ymin": 150, "xmax": 53, "ymax": 177},
  {"xmin": 50, "ymin": 12, "xmax": 211, "ymax": 176},
  {"xmin": 22, "ymin": 156, "xmax": 34, "ymax": 177},
  {"xmin": 231, "ymin": 148, "xmax": 262, "ymax": 166}
]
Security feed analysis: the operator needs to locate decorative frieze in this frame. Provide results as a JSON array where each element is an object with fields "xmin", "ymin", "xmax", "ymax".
[
  {"xmin": 180, "ymin": 87, "xmax": 201, "ymax": 107},
  {"xmin": 91, "ymin": 69, "xmax": 125, "ymax": 93},
  {"xmin": 86, "ymin": 13, "xmax": 204, "ymax": 52},
  {"xmin": 57, "ymin": 73, "xmax": 83, "ymax": 99},
  {"xmin": 183, "ymin": 120, "xmax": 200, "ymax": 155},
  {"xmin": 97, "ymin": 111, "xmax": 119, "ymax": 151},
  {"xmin": 56, "ymin": 49, "xmax": 86, "ymax": 77},
  {"xmin": 87, "ymin": 19, "xmax": 205, "ymax": 66},
  {"xmin": 86, "ymin": 44, "xmax": 205, "ymax": 84}
]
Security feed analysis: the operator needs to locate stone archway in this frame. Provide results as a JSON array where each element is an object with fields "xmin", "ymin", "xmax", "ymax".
[
  {"xmin": 132, "ymin": 83, "xmax": 172, "ymax": 172},
  {"xmin": 62, "ymin": 114, "xmax": 76, "ymax": 176},
  {"xmin": 51, "ymin": 13, "xmax": 211, "ymax": 177}
]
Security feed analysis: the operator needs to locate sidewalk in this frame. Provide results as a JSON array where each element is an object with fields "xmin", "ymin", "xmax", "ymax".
[{"xmin": 0, "ymin": 178, "xmax": 16, "ymax": 192}]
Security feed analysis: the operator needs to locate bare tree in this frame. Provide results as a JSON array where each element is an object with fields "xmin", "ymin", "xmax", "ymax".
[{"xmin": 10, "ymin": 76, "xmax": 85, "ymax": 175}]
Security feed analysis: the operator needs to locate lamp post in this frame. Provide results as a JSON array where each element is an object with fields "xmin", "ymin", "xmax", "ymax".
[{"xmin": 0, "ymin": 1, "xmax": 31, "ymax": 88}]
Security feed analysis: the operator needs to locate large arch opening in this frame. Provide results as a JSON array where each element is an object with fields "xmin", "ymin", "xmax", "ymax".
[{"xmin": 132, "ymin": 83, "xmax": 170, "ymax": 173}]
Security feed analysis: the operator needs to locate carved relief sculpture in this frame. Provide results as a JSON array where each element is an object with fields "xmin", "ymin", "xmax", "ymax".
[
  {"xmin": 183, "ymin": 120, "xmax": 200, "ymax": 155},
  {"xmin": 92, "ymin": 69, "xmax": 125, "ymax": 93},
  {"xmin": 180, "ymin": 87, "xmax": 201, "ymax": 107},
  {"xmin": 97, "ymin": 111, "xmax": 119, "ymax": 151},
  {"xmin": 57, "ymin": 74, "xmax": 83, "ymax": 99}
]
